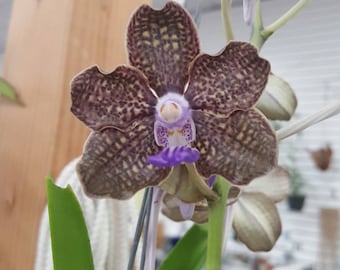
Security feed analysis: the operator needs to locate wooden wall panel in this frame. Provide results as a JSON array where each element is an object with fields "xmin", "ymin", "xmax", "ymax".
[{"xmin": 0, "ymin": 0, "xmax": 149, "ymax": 269}]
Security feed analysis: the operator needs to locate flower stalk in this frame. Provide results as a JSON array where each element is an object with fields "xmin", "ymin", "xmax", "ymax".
[
  {"xmin": 140, "ymin": 188, "xmax": 153, "ymax": 270},
  {"xmin": 249, "ymin": 0, "xmax": 264, "ymax": 50},
  {"xmin": 262, "ymin": 0, "xmax": 310, "ymax": 39},
  {"xmin": 250, "ymin": 0, "xmax": 309, "ymax": 50},
  {"xmin": 221, "ymin": 0, "xmax": 235, "ymax": 42},
  {"xmin": 206, "ymin": 177, "xmax": 230, "ymax": 270},
  {"xmin": 223, "ymin": 205, "xmax": 234, "ymax": 250},
  {"xmin": 277, "ymin": 100, "xmax": 340, "ymax": 141},
  {"xmin": 128, "ymin": 189, "xmax": 148, "ymax": 270},
  {"xmin": 143, "ymin": 188, "xmax": 163, "ymax": 270}
]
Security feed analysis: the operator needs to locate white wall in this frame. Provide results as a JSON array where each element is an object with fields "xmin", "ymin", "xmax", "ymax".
[{"xmin": 198, "ymin": 0, "xmax": 340, "ymax": 267}]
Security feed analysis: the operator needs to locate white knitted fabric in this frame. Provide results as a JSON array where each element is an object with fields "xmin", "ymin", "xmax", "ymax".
[{"xmin": 34, "ymin": 158, "xmax": 139, "ymax": 270}]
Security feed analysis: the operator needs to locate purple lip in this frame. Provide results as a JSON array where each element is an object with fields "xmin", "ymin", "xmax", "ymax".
[{"xmin": 147, "ymin": 146, "xmax": 200, "ymax": 168}]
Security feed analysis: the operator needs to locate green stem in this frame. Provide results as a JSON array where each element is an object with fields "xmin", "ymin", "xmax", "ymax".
[
  {"xmin": 206, "ymin": 177, "xmax": 230, "ymax": 270},
  {"xmin": 262, "ymin": 0, "xmax": 310, "ymax": 38},
  {"xmin": 277, "ymin": 100, "xmax": 340, "ymax": 141},
  {"xmin": 221, "ymin": 0, "xmax": 235, "ymax": 42},
  {"xmin": 251, "ymin": 0, "xmax": 309, "ymax": 50},
  {"xmin": 249, "ymin": 0, "xmax": 264, "ymax": 50}
]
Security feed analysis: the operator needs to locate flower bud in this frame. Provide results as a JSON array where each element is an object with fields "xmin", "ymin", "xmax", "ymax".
[{"xmin": 256, "ymin": 74, "xmax": 297, "ymax": 121}]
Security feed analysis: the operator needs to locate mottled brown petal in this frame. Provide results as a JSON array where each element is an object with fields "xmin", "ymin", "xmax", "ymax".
[
  {"xmin": 127, "ymin": 2, "xmax": 200, "ymax": 96},
  {"xmin": 185, "ymin": 42, "xmax": 270, "ymax": 117},
  {"xmin": 192, "ymin": 109, "xmax": 277, "ymax": 185},
  {"xmin": 76, "ymin": 116, "xmax": 171, "ymax": 199},
  {"xmin": 71, "ymin": 65, "xmax": 157, "ymax": 131}
]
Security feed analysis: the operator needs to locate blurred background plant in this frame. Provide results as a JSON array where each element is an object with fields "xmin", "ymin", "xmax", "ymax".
[
  {"xmin": 0, "ymin": 78, "xmax": 16, "ymax": 102},
  {"xmin": 0, "ymin": 77, "xmax": 23, "ymax": 105},
  {"xmin": 285, "ymin": 146, "xmax": 305, "ymax": 196},
  {"xmin": 283, "ymin": 142, "xmax": 307, "ymax": 211}
]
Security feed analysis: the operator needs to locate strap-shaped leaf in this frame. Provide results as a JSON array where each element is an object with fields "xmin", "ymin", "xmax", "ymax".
[
  {"xmin": 46, "ymin": 177, "xmax": 94, "ymax": 270},
  {"xmin": 159, "ymin": 225, "xmax": 207, "ymax": 270}
]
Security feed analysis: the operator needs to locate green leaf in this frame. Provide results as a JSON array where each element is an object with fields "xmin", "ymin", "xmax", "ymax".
[
  {"xmin": 46, "ymin": 176, "xmax": 94, "ymax": 270},
  {"xmin": 0, "ymin": 78, "xmax": 17, "ymax": 102},
  {"xmin": 159, "ymin": 224, "xmax": 208, "ymax": 270}
]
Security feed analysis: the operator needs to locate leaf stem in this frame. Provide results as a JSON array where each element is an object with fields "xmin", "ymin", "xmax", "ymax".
[
  {"xmin": 127, "ymin": 188, "xmax": 151, "ymax": 270},
  {"xmin": 221, "ymin": 0, "xmax": 235, "ymax": 42},
  {"xmin": 140, "ymin": 188, "xmax": 154, "ymax": 270},
  {"xmin": 206, "ymin": 177, "xmax": 230, "ymax": 270},
  {"xmin": 262, "ymin": 0, "xmax": 310, "ymax": 38},
  {"xmin": 143, "ymin": 188, "xmax": 163, "ymax": 270}
]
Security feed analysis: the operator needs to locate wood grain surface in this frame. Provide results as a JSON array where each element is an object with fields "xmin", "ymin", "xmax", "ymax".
[{"xmin": 0, "ymin": 0, "xmax": 149, "ymax": 269}]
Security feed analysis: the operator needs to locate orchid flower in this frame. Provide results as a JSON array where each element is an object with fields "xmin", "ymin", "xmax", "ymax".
[{"xmin": 71, "ymin": 2, "xmax": 278, "ymax": 209}]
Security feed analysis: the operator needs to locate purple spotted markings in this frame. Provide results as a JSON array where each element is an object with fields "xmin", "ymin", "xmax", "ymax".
[{"xmin": 147, "ymin": 92, "xmax": 200, "ymax": 168}]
